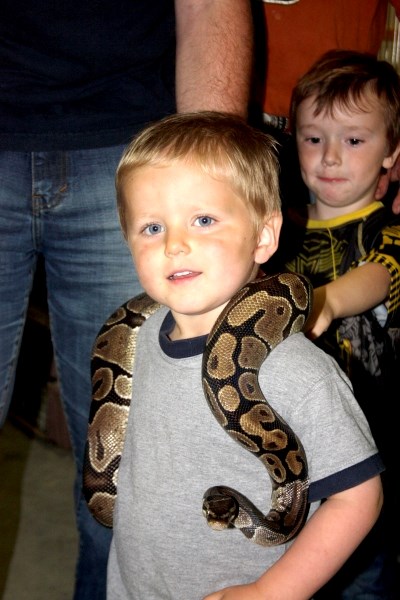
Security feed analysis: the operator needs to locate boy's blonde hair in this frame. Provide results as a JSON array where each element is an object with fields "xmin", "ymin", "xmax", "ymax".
[
  {"xmin": 290, "ymin": 49, "xmax": 400, "ymax": 153},
  {"xmin": 116, "ymin": 111, "xmax": 281, "ymax": 238}
]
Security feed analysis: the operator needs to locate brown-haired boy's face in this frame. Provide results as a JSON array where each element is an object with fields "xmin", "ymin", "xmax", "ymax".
[{"xmin": 295, "ymin": 92, "xmax": 399, "ymax": 220}]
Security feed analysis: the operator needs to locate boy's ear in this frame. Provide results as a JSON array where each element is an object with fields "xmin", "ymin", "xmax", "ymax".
[
  {"xmin": 254, "ymin": 212, "xmax": 283, "ymax": 264},
  {"xmin": 383, "ymin": 142, "xmax": 400, "ymax": 170}
]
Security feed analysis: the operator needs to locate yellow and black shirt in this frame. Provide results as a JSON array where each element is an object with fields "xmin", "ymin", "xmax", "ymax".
[{"xmin": 268, "ymin": 200, "xmax": 400, "ymax": 457}]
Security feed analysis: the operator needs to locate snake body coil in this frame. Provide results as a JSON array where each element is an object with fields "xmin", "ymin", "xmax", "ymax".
[
  {"xmin": 83, "ymin": 293, "xmax": 161, "ymax": 527},
  {"xmin": 202, "ymin": 272, "xmax": 310, "ymax": 545},
  {"xmin": 83, "ymin": 272, "xmax": 311, "ymax": 545}
]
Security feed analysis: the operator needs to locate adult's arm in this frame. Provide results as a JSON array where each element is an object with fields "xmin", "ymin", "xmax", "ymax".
[
  {"xmin": 174, "ymin": 0, "xmax": 253, "ymax": 117},
  {"xmin": 376, "ymin": 158, "xmax": 400, "ymax": 213},
  {"xmin": 391, "ymin": 0, "xmax": 400, "ymax": 19}
]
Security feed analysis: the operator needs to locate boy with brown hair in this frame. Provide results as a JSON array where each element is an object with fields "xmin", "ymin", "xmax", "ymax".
[{"xmin": 271, "ymin": 49, "xmax": 400, "ymax": 598}]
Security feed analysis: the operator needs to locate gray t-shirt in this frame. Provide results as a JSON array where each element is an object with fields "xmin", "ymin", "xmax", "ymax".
[{"xmin": 107, "ymin": 307, "xmax": 383, "ymax": 600}]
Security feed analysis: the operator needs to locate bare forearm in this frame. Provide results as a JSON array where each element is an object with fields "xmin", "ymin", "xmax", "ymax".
[
  {"xmin": 325, "ymin": 263, "xmax": 389, "ymax": 317},
  {"xmin": 174, "ymin": 0, "xmax": 253, "ymax": 117},
  {"xmin": 254, "ymin": 477, "xmax": 383, "ymax": 599},
  {"xmin": 307, "ymin": 262, "xmax": 390, "ymax": 338},
  {"xmin": 204, "ymin": 476, "xmax": 383, "ymax": 600}
]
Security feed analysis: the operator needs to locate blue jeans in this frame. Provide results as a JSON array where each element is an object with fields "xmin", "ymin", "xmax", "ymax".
[{"xmin": 0, "ymin": 148, "xmax": 142, "ymax": 599}]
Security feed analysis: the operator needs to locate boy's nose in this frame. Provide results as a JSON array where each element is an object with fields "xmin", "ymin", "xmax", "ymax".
[
  {"xmin": 164, "ymin": 230, "xmax": 190, "ymax": 257},
  {"xmin": 322, "ymin": 142, "xmax": 341, "ymax": 166}
]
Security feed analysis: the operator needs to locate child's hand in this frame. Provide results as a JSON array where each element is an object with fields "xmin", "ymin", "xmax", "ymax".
[
  {"xmin": 203, "ymin": 581, "xmax": 265, "ymax": 600},
  {"xmin": 305, "ymin": 286, "xmax": 333, "ymax": 340}
]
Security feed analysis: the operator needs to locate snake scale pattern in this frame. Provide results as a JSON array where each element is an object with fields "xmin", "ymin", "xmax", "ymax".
[{"xmin": 83, "ymin": 272, "xmax": 311, "ymax": 545}]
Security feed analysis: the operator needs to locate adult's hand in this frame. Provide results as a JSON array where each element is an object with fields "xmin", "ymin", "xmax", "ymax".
[{"xmin": 376, "ymin": 156, "xmax": 400, "ymax": 214}]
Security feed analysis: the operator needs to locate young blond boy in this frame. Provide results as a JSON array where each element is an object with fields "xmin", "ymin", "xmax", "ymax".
[{"xmin": 105, "ymin": 111, "xmax": 383, "ymax": 600}]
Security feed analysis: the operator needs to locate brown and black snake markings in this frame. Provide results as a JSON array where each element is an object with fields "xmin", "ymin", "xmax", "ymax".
[
  {"xmin": 83, "ymin": 272, "xmax": 312, "ymax": 545},
  {"xmin": 83, "ymin": 293, "xmax": 161, "ymax": 528}
]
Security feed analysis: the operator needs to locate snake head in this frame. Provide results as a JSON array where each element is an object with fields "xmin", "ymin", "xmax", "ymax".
[{"xmin": 202, "ymin": 487, "xmax": 239, "ymax": 530}]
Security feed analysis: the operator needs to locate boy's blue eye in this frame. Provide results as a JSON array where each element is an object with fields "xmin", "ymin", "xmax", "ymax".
[
  {"xmin": 195, "ymin": 216, "xmax": 214, "ymax": 227},
  {"xmin": 144, "ymin": 223, "xmax": 164, "ymax": 235}
]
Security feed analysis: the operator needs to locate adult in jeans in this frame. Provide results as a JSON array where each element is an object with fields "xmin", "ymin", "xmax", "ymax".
[{"xmin": 0, "ymin": 2, "xmax": 253, "ymax": 599}]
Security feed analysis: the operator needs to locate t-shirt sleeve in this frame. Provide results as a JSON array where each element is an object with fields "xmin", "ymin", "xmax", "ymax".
[
  {"xmin": 261, "ymin": 334, "xmax": 382, "ymax": 502},
  {"xmin": 361, "ymin": 224, "xmax": 400, "ymax": 324}
]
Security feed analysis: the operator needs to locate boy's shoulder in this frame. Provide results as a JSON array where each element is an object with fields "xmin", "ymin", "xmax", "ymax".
[
  {"xmin": 274, "ymin": 330, "xmax": 339, "ymax": 361},
  {"xmin": 340, "ymin": 203, "xmax": 400, "ymax": 273},
  {"xmin": 264, "ymin": 331, "xmax": 350, "ymax": 390}
]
